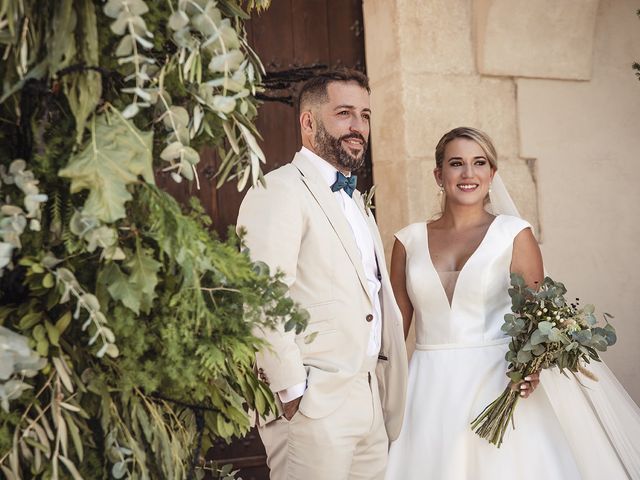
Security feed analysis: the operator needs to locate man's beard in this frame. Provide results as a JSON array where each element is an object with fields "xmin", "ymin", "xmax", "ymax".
[{"xmin": 314, "ymin": 121, "xmax": 368, "ymax": 172}]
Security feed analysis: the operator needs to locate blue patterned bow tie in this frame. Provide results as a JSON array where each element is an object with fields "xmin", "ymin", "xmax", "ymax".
[{"xmin": 331, "ymin": 171, "xmax": 357, "ymax": 197}]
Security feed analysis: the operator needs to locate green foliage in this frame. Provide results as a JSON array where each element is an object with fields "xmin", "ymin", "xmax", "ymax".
[
  {"xmin": 0, "ymin": 1, "xmax": 305, "ymax": 478},
  {"xmin": 502, "ymin": 274, "xmax": 616, "ymax": 375}
]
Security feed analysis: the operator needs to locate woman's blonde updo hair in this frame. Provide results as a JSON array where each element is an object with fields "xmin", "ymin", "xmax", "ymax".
[{"xmin": 435, "ymin": 127, "xmax": 498, "ymax": 171}]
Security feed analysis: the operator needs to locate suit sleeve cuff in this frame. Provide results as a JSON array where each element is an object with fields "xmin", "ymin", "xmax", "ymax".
[{"xmin": 278, "ymin": 382, "xmax": 307, "ymax": 403}]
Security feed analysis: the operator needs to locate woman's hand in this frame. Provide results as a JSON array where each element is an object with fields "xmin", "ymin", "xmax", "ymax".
[{"xmin": 519, "ymin": 372, "xmax": 540, "ymax": 398}]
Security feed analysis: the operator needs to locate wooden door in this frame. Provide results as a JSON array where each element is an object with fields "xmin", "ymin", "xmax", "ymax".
[
  {"xmin": 157, "ymin": 0, "xmax": 372, "ymax": 239},
  {"xmin": 160, "ymin": 2, "xmax": 369, "ymax": 478}
]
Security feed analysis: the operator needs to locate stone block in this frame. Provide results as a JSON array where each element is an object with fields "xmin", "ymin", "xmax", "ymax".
[
  {"xmin": 397, "ymin": 0, "xmax": 476, "ymax": 74},
  {"xmin": 403, "ymin": 73, "xmax": 519, "ymax": 159},
  {"xmin": 474, "ymin": 0, "xmax": 599, "ymax": 80}
]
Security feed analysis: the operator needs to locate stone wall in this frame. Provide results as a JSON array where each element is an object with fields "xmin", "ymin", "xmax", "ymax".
[{"xmin": 363, "ymin": 0, "xmax": 640, "ymax": 402}]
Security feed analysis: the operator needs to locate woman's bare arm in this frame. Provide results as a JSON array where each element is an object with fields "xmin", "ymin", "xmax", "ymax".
[
  {"xmin": 510, "ymin": 227, "xmax": 544, "ymax": 397},
  {"xmin": 511, "ymin": 228, "xmax": 544, "ymax": 290}
]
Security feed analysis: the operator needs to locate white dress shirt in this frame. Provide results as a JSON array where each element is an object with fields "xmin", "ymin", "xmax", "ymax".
[{"xmin": 279, "ymin": 147, "xmax": 382, "ymax": 403}]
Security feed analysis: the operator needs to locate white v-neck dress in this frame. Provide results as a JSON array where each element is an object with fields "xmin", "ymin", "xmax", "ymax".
[{"xmin": 385, "ymin": 215, "xmax": 593, "ymax": 479}]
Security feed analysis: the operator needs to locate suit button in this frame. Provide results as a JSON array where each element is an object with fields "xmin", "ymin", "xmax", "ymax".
[{"xmin": 366, "ymin": 314, "xmax": 374, "ymax": 322}]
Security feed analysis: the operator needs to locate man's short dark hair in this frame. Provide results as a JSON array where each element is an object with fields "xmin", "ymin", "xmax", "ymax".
[{"xmin": 298, "ymin": 68, "xmax": 370, "ymax": 113}]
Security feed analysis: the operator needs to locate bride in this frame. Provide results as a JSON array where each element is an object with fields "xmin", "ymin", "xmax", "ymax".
[{"xmin": 384, "ymin": 127, "xmax": 640, "ymax": 479}]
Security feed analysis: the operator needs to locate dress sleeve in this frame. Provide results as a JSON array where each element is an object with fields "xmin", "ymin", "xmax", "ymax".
[
  {"xmin": 394, "ymin": 222, "xmax": 427, "ymax": 258},
  {"xmin": 502, "ymin": 215, "xmax": 534, "ymax": 240},
  {"xmin": 394, "ymin": 223, "xmax": 420, "ymax": 254}
]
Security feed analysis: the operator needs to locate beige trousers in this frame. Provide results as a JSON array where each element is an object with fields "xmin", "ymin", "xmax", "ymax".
[{"xmin": 258, "ymin": 368, "xmax": 388, "ymax": 480}]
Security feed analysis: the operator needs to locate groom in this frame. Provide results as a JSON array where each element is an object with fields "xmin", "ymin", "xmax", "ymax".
[{"xmin": 237, "ymin": 69, "xmax": 408, "ymax": 479}]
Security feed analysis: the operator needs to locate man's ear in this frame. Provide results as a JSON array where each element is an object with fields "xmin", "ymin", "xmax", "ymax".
[{"xmin": 300, "ymin": 110, "xmax": 314, "ymax": 135}]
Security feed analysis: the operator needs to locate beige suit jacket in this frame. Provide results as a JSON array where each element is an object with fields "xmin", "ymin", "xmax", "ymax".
[{"xmin": 237, "ymin": 152, "xmax": 408, "ymax": 440}]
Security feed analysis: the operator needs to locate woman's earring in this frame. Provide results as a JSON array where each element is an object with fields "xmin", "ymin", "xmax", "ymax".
[
  {"xmin": 439, "ymin": 184, "xmax": 444, "ymax": 194},
  {"xmin": 489, "ymin": 183, "xmax": 492, "ymax": 194}
]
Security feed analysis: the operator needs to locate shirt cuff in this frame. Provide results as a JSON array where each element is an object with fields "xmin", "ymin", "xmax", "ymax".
[{"xmin": 278, "ymin": 382, "xmax": 307, "ymax": 403}]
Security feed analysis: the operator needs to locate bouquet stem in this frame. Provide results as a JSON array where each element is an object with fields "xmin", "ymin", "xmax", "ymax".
[{"xmin": 470, "ymin": 385, "xmax": 521, "ymax": 447}]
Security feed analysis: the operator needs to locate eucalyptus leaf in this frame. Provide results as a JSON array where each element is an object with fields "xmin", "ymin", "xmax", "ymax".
[
  {"xmin": 548, "ymin": 327, "xmax": 567, "ymax": 344},
  {"xmin": 163, "ymin": 106, "xmax": 190, "ymax": 130},
  {"xmin": 532, "ymin": 343, "xmax": 546, "ymax": 356},
  {"xmin": 112, "ymin": 460, "xmax": 127, "ymax": 479},
  {"xmin": 211, "ymin": 95, "xmax": 236, "ymax": 114},
  {"xmin": 160, "ymin": 141, "xmax": 184, "ymax": 161},
  {"xmin": 602, "ymin": 323, "xmax": 617, "ymax": 346},
  {"xmin": 516, "ymin": 349, "xmax": 532, "ymax": 363},
  {"xmin": 122, "ymin": 103, "xmax": 140, "ymax": 118},
  {"xmin": 572, "ymin": 329, "xmax": 592, "ymax": 345},
  {"xmin": 169, "ymin": 10, "xmax": 189, "ymax": 30},
  {"xmin": 530, "ymin": 329, "xmax": 546, "ymax": 346},
  {"xmin": 537, "ymin": 321, "xmax": 553, "ymax": 334},
  {"xmin": 116, "ymin": 36, "xmax": 134, "ymax": 56},
  {"xmin": 192, "ymin": 9, "xmax": 223, "ymax": 37},
  {"xmin": 208, "ymin": 49, "xmax": 244, "ymax": 73}
]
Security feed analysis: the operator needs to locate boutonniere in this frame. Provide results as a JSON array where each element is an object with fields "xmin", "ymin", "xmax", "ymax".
[{"xmin": 362, "ymin": 185, "xmax": 377, "ymax": 217}]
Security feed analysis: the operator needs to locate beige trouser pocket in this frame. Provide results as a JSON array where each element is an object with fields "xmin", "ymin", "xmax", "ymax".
[{"xmin": 259, "ymin": 372, "xmax": 388, "ymax": 480}]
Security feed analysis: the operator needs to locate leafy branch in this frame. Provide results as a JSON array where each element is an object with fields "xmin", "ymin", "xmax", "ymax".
[{"xmin": 53, "ymin": 266, "xmax": 118, "ymax": 359}]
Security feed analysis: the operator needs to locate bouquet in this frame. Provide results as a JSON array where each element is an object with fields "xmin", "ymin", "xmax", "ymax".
[{"xmin": 470, "ymin": 274, "xmax": 617, "ymax": 447}]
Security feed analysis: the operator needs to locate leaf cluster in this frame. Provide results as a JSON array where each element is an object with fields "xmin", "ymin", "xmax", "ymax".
[{"xmin": 502, "ymin": 273, "xmax": 616, "ymax": 383}]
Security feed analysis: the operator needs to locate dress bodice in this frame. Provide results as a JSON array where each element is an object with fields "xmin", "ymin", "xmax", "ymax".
[{"xmin": 395, "ymin": 215, "xmax": 531, "ymax": 347}]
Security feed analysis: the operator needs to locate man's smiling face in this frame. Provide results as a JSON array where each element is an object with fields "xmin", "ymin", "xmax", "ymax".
[{"xmin": 311, "ymin": 81, "xmax": 371, "ymax": 173}]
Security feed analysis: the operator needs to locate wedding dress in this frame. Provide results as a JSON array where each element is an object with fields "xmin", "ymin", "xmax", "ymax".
[{"xmin": 384, "ymin": 214, "xmax": 640, "ymax": 480}]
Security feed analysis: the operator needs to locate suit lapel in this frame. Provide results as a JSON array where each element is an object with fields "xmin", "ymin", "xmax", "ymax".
[
  {"xmin": 292, "ymin": 154, "xmax": 372, "ymax": 305},
  {"xmin": 352, "ymin": 191, "xmax": 387, "ymax": 278}
]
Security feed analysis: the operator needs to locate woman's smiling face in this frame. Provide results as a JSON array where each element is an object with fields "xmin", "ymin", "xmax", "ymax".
[{"xmin": 435, "ymin": 137, "xmax": 495, "ymax": 207}]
